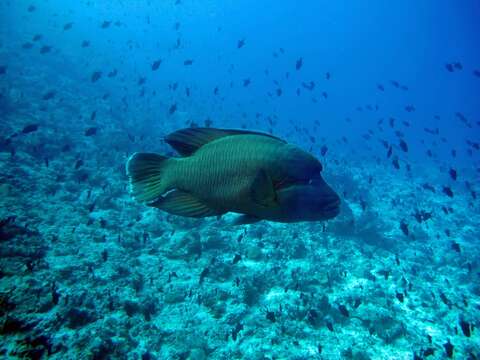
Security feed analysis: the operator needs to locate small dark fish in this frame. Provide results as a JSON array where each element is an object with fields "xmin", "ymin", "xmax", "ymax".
[
  {"xmin": 168, "ymin": 103, "xmax": 177, "ymax": 115},
  {"xmin": 243, "ymin": 78, "xmax": 251, "ymax": 87},
  {"xmin": 443, "ymin": 339, "xmax": 454, "ymax": 358},
  {"xmin": 390, "ymin": 80, "xmax": 400, "ymax": 88},
  {"xmin": 353, "ymin": 298, "xmax": 362, "ymax": 309},
  {"xmin": 91, "ymin": 71, "xmax": 102, "ymax": 82},
  {"xmin": 107, "ymin": 69, "xmax": 117, "ymax": 78},
  {"xmin": 395, "ymin": 292, "xmax": 404, "ymax": 303},
  {"xmin": 326, "ymin": 320, "xmax": 334, "ymax": 331},
  {"xmin": 237, "ymin": 39, "xmax": 245, "ymax": 48},
  {"xmin": 423, "ymin": 348, "xmax": 435, "ymax": 357},
  {"xmin": 439, "ymin": 292, "xmax": 452, "ymax": 309},
  {"xmin": 265, "ymin": 309, "xmax": 276, "ymax": 322},
  {"xmin": 199, "ymin": 267, "xmax": 209, "ymax": 284},
  {"xmin": 32, "ymin": 34, "xmax": 42, "ymax": 41},
  {"xmin": 276, "ymin": 88, "xmax": 282, "ymax": 96},
  {"xmin": 448, "ymin": 168, "xmax": 457, "ymax": 181},
  {"xmin": 85, "ymin": 127, "xmax": 97, "ymax": 136},
  {"xmin": 399, "ymin": 139, "xmax": 408, "ymax": 152},
  {"xmin": 183, "ymin": 59, "xmax": 193, "ymax": 66},
  {"xmin": 301, "ymin": 81, "xmax": 315, "ymax": 90},
  {"xmin": 445, "ymin": 63, "xmax": 454, "ymax": 72},
  {"xmin": 63, "ymin": 22, "xmax": 73, "ymax": 30},
  {"xmin": 378, "ymin": 269, "xmax": 390, "ymax": 280},
  {"xmin": 28, "ymin": 4, "xmax": 36, "ymax": 12},
  {"xmin": 453, "ymin": 62, "xmax": 462, "ymax": 70},
  {"xmin": 75, "ymin": 159, "xmax": 84, "ymax": 169},
  {"xmin": 424, "ymin": 127, "xmax": 439, "ymax": 135},
  {"xmin": 320, "ymin": 145, "xmax": 328, "ymax": 156},
  {"xmin": 42, "ymin": 90, "xmax": 56, "ymax": 100},
  {"xmin": 399, "ymin": 220, "xmax": 409, "ymax": 236},
  {"xmin": 442, "ymin": 186, "xmax": 453, "ymax": 197},
  {"xmin": 405, "ymin": 105, "xmax": 415, "ymax": 112},
  {"xmin": 338, "ymin": 304, "xmax": 349, "ymax": 317},
  {"xmin": 40, "ymin": 45, "xmax": 52, "ymax": 54},
  {"xmin": 185, "ymin": 87, "xmax": 190, "ymax": 97},
  {"xmin": 22, "ymin": 42, "xmax": 34, "ymax": 49},
  {"xmin": 377, "ymin": 84, "xmax": 385, "ymax": 91},
  {"xmin": 22, "ymin": 124, "xmax": 39, "ymax": 134},
  {"xmin": 151, "ymin": 59, "xmax": 162, "ymax": 71},
  {"xmin": 459, "ymin": 319, "xmax": 471, "ymax": 337},
  {"xmin": 232, "ymin": 254, "xmax": 242, "ymax": 264},
  {"xmin": 325, "ymin": 72, "xmax": 330, "ymax": 80},
  {"xmin": 81, "ymin": 40, "xmax": 90, "ymax": 48},
  {"xmin": 420, "ymin": 210, "xmax": 432, "ymax": 222},
  {"xmin": 387, "ymin": 146, "xmax": 393, "ymax": 158},
  {"xmin": 231, "ymin": 323, "xmax": 243, "ymax": 341},
  {"xmin": 101, "ymin": 21, "xmax": 111, "ymax": 29},
  {"xmin": 295, "ymin": 57, "xmax": 303, "ymax": 70},
  {"xmin": 474, "ymin": 70, "xmax": 480, "ymax": 78},
  {"xmin": 392, "ymin": 157, "xmax": 400, "ymax": 170},
  {"xmin": 90, "ymin": 110, "xmax": 97, "ymax": 121},
  {"xmin": 451, "ymin": 241, "xmax": 461, "ymax": 253},
  {"xmin": 138, "ymin": 77, "xmax": 146, "ymax": 85}
]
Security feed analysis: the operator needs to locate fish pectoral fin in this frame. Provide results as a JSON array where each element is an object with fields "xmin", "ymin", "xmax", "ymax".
[
  {"xmin": 250, "ymin": 169, "xmax": 276, "ymax": 207},
  {"xmin": 149, "ymin": 190, "xmax": 220, "ymax": 218},
  {"xmin": 231, "ymin": 214, "xmax": 262, "ymax": 226},
  {"xmin": 165, "ymin": 127, "xmax": 286, "ymax": 156}
]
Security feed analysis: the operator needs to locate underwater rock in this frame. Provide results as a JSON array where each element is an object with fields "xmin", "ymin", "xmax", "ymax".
[
  {"xmin": 64, "ymin": 308, "xmax": 97, "ymax": 329},
  {"xmin": 0, "ymin": 316, "xmax": 37, "ymax": 334}
]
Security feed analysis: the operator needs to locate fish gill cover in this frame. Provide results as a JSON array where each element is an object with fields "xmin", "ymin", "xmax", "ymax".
[{"xmin": 0, "ymin": 0, "xmax": 479, "ymax": 359}]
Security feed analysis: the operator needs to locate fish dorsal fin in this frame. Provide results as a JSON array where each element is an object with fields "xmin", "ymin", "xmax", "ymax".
[
  {"xmin": 149, "ymin": 190, "xmax": 221, "ymax": 218},
  {"xmin": 250, "ymin": 169, "xmax": 277, "ymax": 207},
  {"xmin": 165, "ymin": 127, "xmax": 286, "ymax": 156}
]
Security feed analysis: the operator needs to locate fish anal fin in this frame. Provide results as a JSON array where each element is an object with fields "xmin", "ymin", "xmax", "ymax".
[
  {"xmin": 165, "ymin": 127, "xmax": 286, "ymax": 156},
  {"xmin": 231, "ymin": 214, "xmax": 262, "ymax": 226},
  {"xmin": 150, "ymin": 190, "xmax": 220, "ymax": 218}
]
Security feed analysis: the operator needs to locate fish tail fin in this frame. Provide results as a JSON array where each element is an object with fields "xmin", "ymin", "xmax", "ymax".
[{"xmin": 126, "ymin": 152, "xmax": 174, "ymax": 203}]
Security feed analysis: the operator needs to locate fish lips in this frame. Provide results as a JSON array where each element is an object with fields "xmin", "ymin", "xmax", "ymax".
[
  {"xmin": 320, "ymin": 193, "xmax": 341, "ymax": 219},
  {"xmin": 276, "ymin": 176, "xmax": 341, "ymax": 221}
]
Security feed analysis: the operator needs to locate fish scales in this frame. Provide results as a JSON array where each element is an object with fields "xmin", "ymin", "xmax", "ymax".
[{"xmin": 172, "ymin": 135, "xmax": 282, "ymax": 210}]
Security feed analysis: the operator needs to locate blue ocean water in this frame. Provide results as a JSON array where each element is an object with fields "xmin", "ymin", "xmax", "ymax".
[{"xmin": 0, "ymin": 0, "xmax": 479, "ymax": 359}]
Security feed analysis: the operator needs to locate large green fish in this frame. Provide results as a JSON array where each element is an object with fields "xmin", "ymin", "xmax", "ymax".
[{"xmin": 126, "ymin": 127, "xmax": 340, "ymax": 223}]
